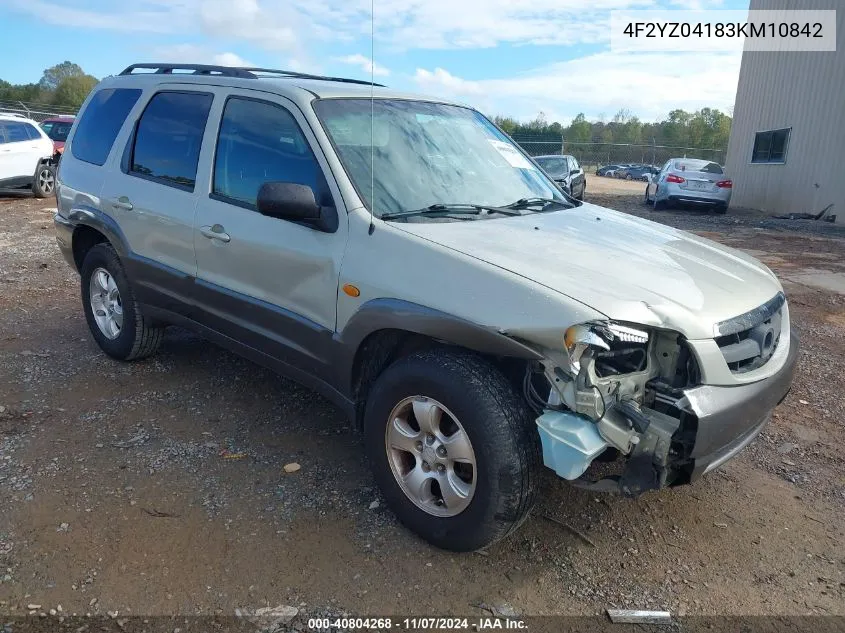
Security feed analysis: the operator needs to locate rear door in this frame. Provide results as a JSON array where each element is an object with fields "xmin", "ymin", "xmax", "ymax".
[
  {"xmin": 192, "ymin": 88, "xmax": 348, "ymax": 379},
  {"xmin": 98, "ymin": 88, "xmax": 214, "ymax": 312}
]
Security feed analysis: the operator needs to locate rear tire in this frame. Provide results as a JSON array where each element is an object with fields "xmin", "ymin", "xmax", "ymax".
[
  {"xmin": 80, "ymin": 243, "xmax": 164, "ymax": 361},
  {"xmin": 32, "ymin": 163, "xmax": 55, "ymax": 198},
  {"xmin": 364, "ymin": 349, "xmax": 540, "ymax": 551},
  {"xmin": 714, "ymin": 204, "xmax": 728, "ymax": 214}
]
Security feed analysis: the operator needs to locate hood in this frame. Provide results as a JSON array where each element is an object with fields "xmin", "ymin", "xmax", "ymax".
[{"xmin": 392, "ymin": 203, "xmax": 782, "ymax": 340}]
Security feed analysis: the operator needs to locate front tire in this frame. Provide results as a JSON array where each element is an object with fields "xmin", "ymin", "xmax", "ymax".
[
  {"xmin": 364, "ymin": 350, "xmax": 540, "ymax": 551},
  {"xmin": 80, "ymin": 243, "xmax": 164, "ymax": 361}
]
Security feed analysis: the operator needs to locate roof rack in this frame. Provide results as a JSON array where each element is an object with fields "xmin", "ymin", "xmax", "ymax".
[
  {"xmin": 119, "ymin": 63, "xmax": 385, "ymax": 87},
  {"xmin": 120, "ymin": 63, "xmax": 256, "ymax": 78},
  {"xmin": 240, "ymin": 67, "xmax": 385, "ymax": 87}
]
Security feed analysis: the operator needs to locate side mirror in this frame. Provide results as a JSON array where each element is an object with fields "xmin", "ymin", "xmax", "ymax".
[
  {"xmin": 257, "ymin": 182, "xmax": 337, "ymax": 232},
  {"xmin": 569, "ymin": 168, "xmax": 579, "ymax": 176}
]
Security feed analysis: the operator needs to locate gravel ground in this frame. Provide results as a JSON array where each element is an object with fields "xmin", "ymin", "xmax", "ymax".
[{"xmin": 0, "ymin": 188, "xmax": 843, "ymax": 624}]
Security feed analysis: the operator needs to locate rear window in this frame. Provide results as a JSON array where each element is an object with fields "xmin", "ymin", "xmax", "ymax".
[
  {"xmin": 72, "ymin": 88, "xmax": 142, "ymax": 166},
  {"xmin": 673, "ymin": 159, "xmax": 723, "ymax": 174}
]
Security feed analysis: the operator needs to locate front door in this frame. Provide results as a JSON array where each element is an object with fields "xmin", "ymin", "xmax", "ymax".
[{"xmin": 192, "ymin": 90, "xmax": 348, "ymax": 380}]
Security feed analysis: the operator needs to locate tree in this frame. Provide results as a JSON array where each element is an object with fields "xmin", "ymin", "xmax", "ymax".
[
  {"xmin": 39, "ymin": 61, "xmax": 86, "ymax": 91},
  {"xmin": 566, "ymin": 113, "xmax": 591, "ymax": 143},
  {"xmin": 52, "ymin": 75, "xmax": 98, "ymax": 108},
  {"xmin": 493, "ymin": 115, "xmax": 518, "ymax": 135}
]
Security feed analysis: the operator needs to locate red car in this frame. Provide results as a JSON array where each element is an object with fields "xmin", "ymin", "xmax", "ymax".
[{"xmin": 40, "ymin": 116, "xmax": 75, "ymax": 154}]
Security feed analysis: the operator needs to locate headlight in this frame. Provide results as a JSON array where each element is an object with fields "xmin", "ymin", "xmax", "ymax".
[{"xmin": 564, "ymin": 321, "xmax": 649, "ymax": 373}]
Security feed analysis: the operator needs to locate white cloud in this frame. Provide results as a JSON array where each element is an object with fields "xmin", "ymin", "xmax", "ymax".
[
  {"xmin": 336, "ymin": 54, "xmax": 390, "ymax": 76},
  {"xmin": 412, "ymin": 50, "xmax": 742, "ymax": 122},
  {"xmin": 414, "ymin": 68, "xmax": 483, "ymax": 96},
  {"xmin": 8, "ymin": 0, "xmax": 674, "ymax": 52},
  {"xmin": 151, "ymin": 44, "xmax": 253, "ymax": 68}
]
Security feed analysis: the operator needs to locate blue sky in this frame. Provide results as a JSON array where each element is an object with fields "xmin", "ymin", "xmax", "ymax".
[{"xmin": 0, "ymin": 0, "xmax": 748, "ymax": 123}]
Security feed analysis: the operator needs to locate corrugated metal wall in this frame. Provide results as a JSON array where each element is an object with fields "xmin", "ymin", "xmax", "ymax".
[{"xmin": 725, "ymin": 0, "xmax": 845, "ymax": 223}]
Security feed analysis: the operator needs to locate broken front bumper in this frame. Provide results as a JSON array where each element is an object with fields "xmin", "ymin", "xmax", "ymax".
[
  {"xmin": 540, "ymin": 329, "xmax": 799, "ymax": 495},
  {"xmin": 684, "ymin": 328, "xmax": 799, "ymax": 481}
]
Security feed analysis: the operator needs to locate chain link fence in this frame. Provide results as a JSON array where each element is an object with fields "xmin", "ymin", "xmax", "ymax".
[
  {"xmin": 0, "ymin": 100, "xmax": 77, "ymax": 123},
  {"xmin": 511, "ymin": 133, "xmax": 726, "ymax": 173}
]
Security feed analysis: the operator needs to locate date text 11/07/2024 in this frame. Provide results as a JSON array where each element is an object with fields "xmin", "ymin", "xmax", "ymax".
[{"xmin": 307, "ymin": 617, "xmax": 528, "ymax": 630}]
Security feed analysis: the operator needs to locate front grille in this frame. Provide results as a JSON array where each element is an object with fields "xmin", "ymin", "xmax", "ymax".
[{"xmin": 714, "ymin": 293, "xmax": 785, "ymax": 373}]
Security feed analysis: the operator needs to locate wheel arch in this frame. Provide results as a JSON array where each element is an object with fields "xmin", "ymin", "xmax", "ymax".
[
  {"xmin": 338, "ymin": 299, "xmax": 543, "ymax": 428},
  {"xmin": 68, "ymin": 207, "xmax": 131, "ymax": 271}
]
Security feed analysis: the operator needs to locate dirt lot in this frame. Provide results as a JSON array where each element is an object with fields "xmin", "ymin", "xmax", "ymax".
[{"xmin": 1, "ymin": 183, "xmax": 844, "ymax": 622}]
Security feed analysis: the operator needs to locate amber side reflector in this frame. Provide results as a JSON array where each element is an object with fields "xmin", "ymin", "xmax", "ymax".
[{"xmin": 342, "ymin": 284, "xmax": 361, "ymax": 297}]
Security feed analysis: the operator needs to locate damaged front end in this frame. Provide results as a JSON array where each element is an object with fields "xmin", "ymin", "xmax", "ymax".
[{"xmin": 529, "ymin": 320, "xmax": 702, "ymax": 497}]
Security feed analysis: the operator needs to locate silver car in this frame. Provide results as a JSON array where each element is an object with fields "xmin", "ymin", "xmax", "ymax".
[
  {"xmin": 54, "ymin": 64, "xmax": 795, "ymax": 552},
  {"xmin": 645, "ymin": 157, "xmax": 732, "ymax": 213}
]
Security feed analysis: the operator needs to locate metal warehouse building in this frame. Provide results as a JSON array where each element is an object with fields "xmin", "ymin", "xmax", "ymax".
[{"xmin": 725, "ymin": 1, "xmax": 844, "ymax": 223}]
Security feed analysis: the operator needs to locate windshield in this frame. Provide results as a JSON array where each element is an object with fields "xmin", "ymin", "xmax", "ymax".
[
  {"xmin": 42, "ymin": 121, "xmax": 73, "ymax": 142},
  {"xmin": 535, "ymin": 156, "xmax": 568, "ymax": 177},
  {"xmin": 314, "ymin": 99, "xmax": 564, "ymax": 217}
]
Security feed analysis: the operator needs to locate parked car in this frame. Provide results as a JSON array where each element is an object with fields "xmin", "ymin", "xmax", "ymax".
[
  {"xmin": 533, "ymin": 154, "xmax": 586, "ymax": 200},
  {"xmin": 596, "ymin": 164, "xmax": 622, "ymax": 176},
  {"xmin": 0, "ymin": 113, "xmax": 57, "ymax": 197},
  {"xmin": 645, "ymin": 158, "xmax": 732, "ymax": 212},
  {"xmin": 622, "ymin": 165, "xmax": 659, "ymax": 181},
  {"xmin": 40, "ymin": 116, "xmax": 75, "ymax": 154},
  {"xmin": 55, "ymin": 64, "xmax": 796, "ymax": 552}
]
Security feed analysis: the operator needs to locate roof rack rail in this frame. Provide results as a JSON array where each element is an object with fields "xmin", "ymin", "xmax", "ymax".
[
  {"xmin": 118, "ymin": 63, "xmax": 385, "ymax": 87},
  {"xmin": 239, "ymin": 67, "xmax": 385, "ymax": 87},
  {"xmin": 119, "ymin": 63, "xmax": 256, "ymax": 78}
]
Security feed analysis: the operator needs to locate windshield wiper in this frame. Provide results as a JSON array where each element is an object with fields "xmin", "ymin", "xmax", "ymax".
[
  {"xmin": 503, "ymin": 197, "xmax": 575, "ymax": 211},
  {"xmin": 381, "ymin": 203, "xmax": 523, "ymax": 221}
]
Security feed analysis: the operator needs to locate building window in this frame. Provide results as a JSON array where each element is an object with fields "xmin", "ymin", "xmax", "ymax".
[{"xmin": 751, "ymin": 128, "xmax": 790, "ymax": 164}]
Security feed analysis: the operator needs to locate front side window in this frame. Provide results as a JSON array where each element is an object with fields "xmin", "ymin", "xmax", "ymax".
[
  {"xmin": 131, "ymin": 91, "xmax": 213, "ymax": 190},
  {"xmin": 213, "ymin": 97, "xmax": 328, "ymax": 207},
  {"xmin": 314, "ymin": 99, "xmax": 564, "ymax": 217},
  {"xmin": 72, "ymin": 88, "xmax": 142, "ymax": 166},
  {"xmin": 752, "ymin": 128, "xmax": 790, "ymax": 164},
  {"xmin": 569, "ymin": 156, "xmax": 580, "ymax": 171}
]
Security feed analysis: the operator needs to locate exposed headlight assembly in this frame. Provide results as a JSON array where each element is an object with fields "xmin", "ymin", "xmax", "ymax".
[{"xmin": 563, "ymin": 321, "xmax": 649, "ymax": 373}]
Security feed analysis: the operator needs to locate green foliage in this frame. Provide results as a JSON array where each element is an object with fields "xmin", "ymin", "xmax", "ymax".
[
  {"xmin": 39, "ymin": 61, "xmax": 85, "ymax": 91},
  {"xmin": 1, "ymin": 61, "xmax": 97, "ymax": 110},
  {"xmin": 497, "ymin": 106, "xmax": 732, "ymax": 151},
  {"xmin": 52, "ymin": 75, "xmax": 98, "ymax": 108}
]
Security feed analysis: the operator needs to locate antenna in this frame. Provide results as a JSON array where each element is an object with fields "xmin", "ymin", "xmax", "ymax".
[{"xmin": 368, "ymin": 0, "xmax": 375, "ymax": 235}]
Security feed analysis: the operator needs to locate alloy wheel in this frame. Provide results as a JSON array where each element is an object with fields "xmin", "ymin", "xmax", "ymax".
[
  {"xmin": 89, "ymin": 267, "xmax": 123, "ymax": 339},
  {"xmin": 385, "ymin": 396, "xmax": 477, "ymax": 517}
]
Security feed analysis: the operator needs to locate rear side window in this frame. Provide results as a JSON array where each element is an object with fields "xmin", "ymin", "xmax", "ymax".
[
  {"xmin": 72, "ymin": 88, "xmax": 142, "ymax": 166},
  {"xmin": 130, "ymin": 91, "xmax": 213, "ymax": 191},
  {"xmin": 3, "ymin": 122, "xmax": 31, "ymax": 143},
  {"xmin": 212, "ymin": 97, "xmax": 328, "ymax": 208},
  {"xmin": 23, "ymin": 123, "xmax": 42, "ymax": 140}
]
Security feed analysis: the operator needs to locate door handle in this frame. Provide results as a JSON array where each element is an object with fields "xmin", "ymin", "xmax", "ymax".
[
  {"xmin": 200, "ymin": 224, "xmax": 231, "ymax": 243},
  {"xmin": 109, "ymin": 196, "xmax": 134, "ymax": 211}
]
